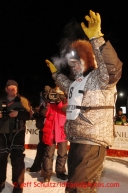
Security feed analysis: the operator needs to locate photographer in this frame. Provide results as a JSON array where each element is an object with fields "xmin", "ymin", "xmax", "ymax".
[
  {"xmin": 0, "ymin": 80, "xmax": 31, "ymax": 193},
  {"xmin": 41, "ymin": 85, "xmax": 68, "ymax": 182}
]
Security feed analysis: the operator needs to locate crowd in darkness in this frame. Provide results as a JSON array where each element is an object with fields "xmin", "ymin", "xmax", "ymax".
[{"xmin": 1, "ymin": 0, "xmax": 128, "ymax": 107}]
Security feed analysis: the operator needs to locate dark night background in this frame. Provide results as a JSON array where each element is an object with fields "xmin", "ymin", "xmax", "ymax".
[{"xmin": 1, "ymin": 0, "xmax": 128, "ymax": 109}]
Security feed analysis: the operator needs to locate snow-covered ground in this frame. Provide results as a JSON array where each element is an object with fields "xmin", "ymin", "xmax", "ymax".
[{"xmin": 2, "ymin": 149, "xmax": 128, "ymax": 193}]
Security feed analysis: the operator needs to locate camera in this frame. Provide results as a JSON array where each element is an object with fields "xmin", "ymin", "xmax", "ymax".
[
  {"xmin": 40, "ymin": 86, "xmax": 67, "ymax": 103},
  {"xmin": 1, "ymin": 101, "xmax": 9, "ymax": 120},
  {"xmin": 48, "ymin": 92, "xmax": 59, "ymax": 102},
  {"xmin": 41, "ymin": 91, "xmax": 65, "ymax": 103},
  {"xmin": 0, "ymin": 101, "xmax": 15, "ymax": 120},
  {"xmin": 0, "ymin": 102, "xmax": 25, "ymax": 121},
  {"xmin": 0, "ymin": 102, "xmax": 26, "ymax": 130}
]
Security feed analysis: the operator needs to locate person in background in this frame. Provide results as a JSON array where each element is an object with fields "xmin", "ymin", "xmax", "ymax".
[
  {"xmin": 41, "ymin": 85, "xmax": 68, "ymax": 182},
  {"xmin": 26, "ymin": 101, "xmax": 47, "ymax": 173},
  {"xmin": 115, "ymin": 108, "xmax": 127, "ymax": 125},
  {"xmin": 0, "ymin": 80, "xmax": 31, "ymax": 193},
  {"xmin": 46, "ymin": 10, "xmax": 123, "ymax": 193}
]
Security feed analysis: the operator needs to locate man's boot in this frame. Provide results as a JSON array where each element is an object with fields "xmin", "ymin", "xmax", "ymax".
[
  {"xmin": 12, "ymin": 187, "xmax": 23, "ymax": 193},
  {"xmin": 44, "ymin": 176, "xmax": 51, "ymax": 182},
  {"xmin": 26, "ymin": 164, "xmax": 41, "ymax": 172},
  {"xmin": 43, "ymin": 172, "xmax": 51, "ymax": 182},
  {"xmin": 56, "ymin": 173, "xmax": 68, "ymax": 180}
]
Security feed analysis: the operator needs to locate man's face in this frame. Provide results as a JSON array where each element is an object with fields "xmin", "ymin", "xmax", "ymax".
[
  {"xmin": 72, "ymin": 60, "xmax": 82, "ymax": 72},
  {"xmin": 69, "ymin": 59, "xmax": 85, "ymax": 80},
  {"xmin": 118, "ymin": 110, "xmax": 122, "ymax": 115},
  {"xmin": 5, "ymin": 85, "xmax": 18, "ymax": 98}
]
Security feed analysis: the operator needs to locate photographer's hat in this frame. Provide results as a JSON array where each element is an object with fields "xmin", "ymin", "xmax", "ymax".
[{"xmin": 6, "ymin": 79, "xmax": 18, "ymax": 87}]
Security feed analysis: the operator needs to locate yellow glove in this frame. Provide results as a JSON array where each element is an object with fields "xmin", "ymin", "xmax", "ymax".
[
  {"xmin": 81, "ymin": 10, "xmax": 104, "ymax": 39},
  {"xmin": 45, "ymin": 59, "xmax": 57, "ymax": 73}
]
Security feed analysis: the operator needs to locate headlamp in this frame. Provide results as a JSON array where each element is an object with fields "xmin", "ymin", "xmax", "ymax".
[{"xmin": 66, "ymin": 50, "xmax": 80, "ymax": 67}]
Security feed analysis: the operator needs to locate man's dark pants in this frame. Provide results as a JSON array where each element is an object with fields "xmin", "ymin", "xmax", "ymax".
[
  {"xmin": 0, "ymin": 130, "xmax": 25, "ymax": 192},
  {"xmin": 65, "ymin": 143, "xmax": 106, "ymax": 193},
  {"xmin": 31, "ymin": 130, "xmax": 46, "ymax": 169},
  {"xmin": 43, "ymin": 141, "xmax": 68, "ymax": 176}
]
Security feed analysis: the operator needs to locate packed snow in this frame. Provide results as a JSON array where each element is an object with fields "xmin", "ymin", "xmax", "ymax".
[{"xmin": 2, "ymin": 149, "xmax": 128, "ymax": 193}]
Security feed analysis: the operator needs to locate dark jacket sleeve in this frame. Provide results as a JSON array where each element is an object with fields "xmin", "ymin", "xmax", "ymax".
[
  {"xmin": 17, "ymin": 96, "xmax": 32, "ymax": 120},
  {"xmin": 18, "ymin": 110, "xmax": 31, "ymax": 120},
  {"xmin": 33, "ymin": 104, "xmax": 46, "ymax": 130},
  {"xmin": 101, "ymin": 41, "xmax": 123, "ymax": 84},
  {"xmin": 36, "ymin": 116, "xmax": 45, "ymax": 130}
]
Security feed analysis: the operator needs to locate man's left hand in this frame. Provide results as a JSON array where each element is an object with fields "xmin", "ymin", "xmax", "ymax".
[
  {"xmin": 81, "ymin": 10, "xmax": 104, "ymax": 39},
  {"xmin": 9, "ymin": 110, "xmax": 18, "ymax": 117}
]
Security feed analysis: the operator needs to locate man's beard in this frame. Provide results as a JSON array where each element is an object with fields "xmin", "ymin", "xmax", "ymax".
[{"xmin": 73, "ymin": 70, "xmax": 83, "ymax": 80}]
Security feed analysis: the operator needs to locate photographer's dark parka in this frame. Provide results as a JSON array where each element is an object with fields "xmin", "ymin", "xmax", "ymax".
[{"xmin": 0, "ymin": 79, "xmax": 31, "ymax": 193}]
